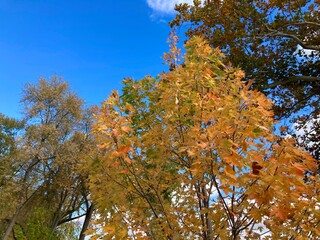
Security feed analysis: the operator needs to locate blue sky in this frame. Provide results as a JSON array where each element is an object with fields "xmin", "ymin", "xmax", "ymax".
[{"xmin": 0, "ymin": 0, "xmax": 193, "ymax": 118}]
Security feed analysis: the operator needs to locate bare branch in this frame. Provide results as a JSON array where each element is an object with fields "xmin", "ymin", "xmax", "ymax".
[
  {"xmin": 289, "ymin": 76, "xmax": 320, "ymax": 82},
  {"xmin": 58, "ymin": 213, "xmax": 87, "ymax": 225},
  {"xmin": 288, "ymin": 22, "xmax": 320, "ymax": 28},
  {"xmin": 269, "ymin": 76, "xmax": 320, "ymax": 88},
  {"xmin": 266, "ymin": 32, "xmax": 320, "ymax": 51}
]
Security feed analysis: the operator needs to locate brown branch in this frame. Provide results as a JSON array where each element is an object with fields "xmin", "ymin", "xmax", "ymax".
[
  {"xmin": 268, "ymin": 75, "xmax": 320, "ymax": 88},
  {"xmin": 266, "ymin": 32, "xmax": 320, "ymax": 51},
  {"xmin": 289, "ymin": 76, "xmax": 320, "ymax": 82},
  {"xmin": 212, "ymin": 175, "xmax": 234, "ymax": 228},
  {"xmin": 288, "ymin": 21, "xmax": 320, "ymax": 28},
  {"xmin": 58, "ymin": 213, "xmax": 87, "ymax": 225}
]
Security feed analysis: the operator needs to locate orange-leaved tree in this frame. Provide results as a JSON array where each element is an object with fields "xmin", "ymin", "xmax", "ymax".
[
  {"xmin": 171, "ymin": 0, "xmax": 320, "ymax": 164},
  {"xmin": 84, "ymin": 37, "xmax": 320, "ymax": 239}
]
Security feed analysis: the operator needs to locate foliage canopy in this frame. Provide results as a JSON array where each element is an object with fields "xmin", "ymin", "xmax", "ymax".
[
  {"xmin": 171, "ymin": 0, "xmax": 320, "ymax": 162},
  {"xmin": 86, "ymin": 37, "xmax": 320, "ymax": 239},
  {"xmin": 0, "ymin": 77, "xmax": 93, "ymax": 240}
]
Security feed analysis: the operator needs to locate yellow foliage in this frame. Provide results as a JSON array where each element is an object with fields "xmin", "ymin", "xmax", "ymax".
[{"xmin": 85, "ymin": 37, "xmax": 320, "ymax": 239}]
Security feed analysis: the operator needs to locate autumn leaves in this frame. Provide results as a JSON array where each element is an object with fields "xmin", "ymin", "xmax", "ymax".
[{"xmin": 86, "ymin": 37, "xmax": 320, "ymax": 239}]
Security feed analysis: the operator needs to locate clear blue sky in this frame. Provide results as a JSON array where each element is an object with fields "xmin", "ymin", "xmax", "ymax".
[{"xmin": 0, "ymin": 0, "xmax": 188, "ymax": 119}]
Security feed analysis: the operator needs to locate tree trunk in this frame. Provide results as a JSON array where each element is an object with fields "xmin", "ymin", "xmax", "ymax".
[
  {"xmin": 79, "ymin": 204, "xmax": 94, "ymax": 240},
  {"xmin": 2, "ymin": 183, "xmax": 46, "ymax": 240},
  {"xmin": 2, "ymin": 207, "xmax": 20, "ymax": 240}
]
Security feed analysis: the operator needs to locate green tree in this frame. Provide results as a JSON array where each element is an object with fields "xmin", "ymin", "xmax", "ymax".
[
  {"xmin": 85, "ymin": 37, "xmax": 320, "ymax": 239},
  {"xmin": 0, "ymin": 114, "xmax": 24, "ymax": 158},
  {"xmin": 0, "ymin": 114, "xmax": 24, "ymax": 235},
  {"xmin": 1, "ymin": 77, "xmax": 94, "ymax": 240}
]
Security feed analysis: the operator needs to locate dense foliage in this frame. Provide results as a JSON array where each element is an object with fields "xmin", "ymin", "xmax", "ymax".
[
  {"xmin": 1, "ymin": 2, "xmax": 319, "ymax": 239},
  {"xmin": 85, "ymin": 37, "xmax": 320, "ymax": 239},
  {"xmin": 171, "ymin": 0, "xmax": 320, "ymax": 162},
  {"xmin": 0, "ymin": 78, "xmax": 94, "ymax": 240}
]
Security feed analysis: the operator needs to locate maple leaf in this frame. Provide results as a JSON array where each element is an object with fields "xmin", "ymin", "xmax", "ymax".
[{"xmin": 252, "ymin": 161, "xmax": 263, "ymax": 175}]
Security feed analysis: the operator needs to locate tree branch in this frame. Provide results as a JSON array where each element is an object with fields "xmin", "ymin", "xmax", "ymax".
[
  {"xmin": 260, "ymin": 23, "xmax": 320, "ymax": 51},
  {"xmin": 266, "ymin": 32, "xmax": 320, "ymax": 51},
  {"xmin": 289, "ymin": 76, "xmax": 320, "ymax": 82},
  {"xmin": 288, "ymin": 21, "xmax": 320, "ymax": 28},
  {"xmin": 269, "ymin": 75, "xmax": 320, "ymax": 88},
  {"xmin": 57, "ymin": 213, "xmax": 87, "ymax": 226},
  {"xmin": 79, "ymin": 204, "xmax": 94, "ymax": 240}
]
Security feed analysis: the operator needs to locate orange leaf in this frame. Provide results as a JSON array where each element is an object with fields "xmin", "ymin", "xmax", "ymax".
[
  {"xmin": 124, "ymin": 157, "xmax": 133, "ymax": 164},
  {"xmin": 113, "ymin": 161, "xmax": 120, "ymax": 167},
  {"xmin": 119, "ymin": 145, "xmax": 132, "ymax": 153},
  {"xmin": 198, "ymin": 142, "xmax": 207, "ymax": 149},
  {"xmin": 121, "ymin": 126, "xmax": 131, "ymax": 133},
  {"xmin": 270, "ymin": 206, "xmax": 287, "ymax": 220},
  {"xmin": 112, "ymin": 129, "xmax": 119, "ymax": 137},
  {"xmin": 112, "ymin": 151, "xmax": 122, "ymax": 157},
  {"xmin": 292, "ymin": 163, "xmax": 305, "ymax": 176}
]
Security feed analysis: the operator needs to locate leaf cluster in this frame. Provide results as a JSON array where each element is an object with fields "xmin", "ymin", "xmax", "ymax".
[
  {"xmin": 171, "ymin": 0, "xmax": 320, "ymax": 164},
  {"xmin": 87, "ymin": 37, "xmax": 320, "ymax": 239}
]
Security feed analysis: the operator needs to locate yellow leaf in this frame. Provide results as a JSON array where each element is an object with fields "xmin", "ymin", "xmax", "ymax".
[
  {"xmin": 198, "ymin": 142, "xmax": 207, "ymax": 149},
  {"xmin": 121, "ymin": 125, "xmax": 131, "ymax": 133},
  {"xmin": 224, "ymin": 165, "xmax": 237, "ymax": 180},
  {"xmin": 187, "ymin": 149, "xmax": 196, "ymax": 157}
]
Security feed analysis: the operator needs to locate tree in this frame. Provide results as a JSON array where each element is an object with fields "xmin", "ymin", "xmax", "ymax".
[
  {"xmin": 1, "ymin": 77, "xmax": 94, "ymax": 240},
  {"xmin": 0, "ymin": 114, "xmax": 24, "ymax": 235},
  {"xmin": 85, "ymin": 37, "xmax": 320, "ymax": 239},
  {"xmin": 170, "ymin": 0, "xmax": 320, "ymax": 162},
  {"xmin": 0, "ymin": 114, "xmax": 24, "ymax": 158}
]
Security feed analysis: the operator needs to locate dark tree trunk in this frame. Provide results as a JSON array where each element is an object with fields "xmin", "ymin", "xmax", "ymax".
[{"xmin": 79, "ymin": 204, "xmax": 94, "ymax": 240}]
